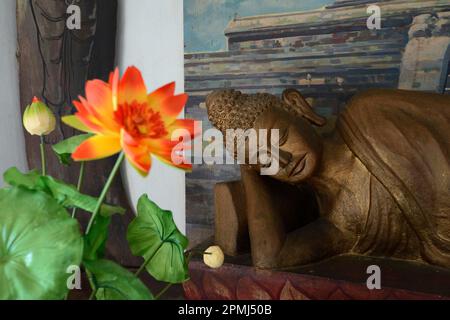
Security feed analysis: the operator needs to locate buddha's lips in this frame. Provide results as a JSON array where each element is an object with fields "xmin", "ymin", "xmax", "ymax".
[{"xmin": 288, "ymin": 153, "xmax": 307, "ymax": 177}]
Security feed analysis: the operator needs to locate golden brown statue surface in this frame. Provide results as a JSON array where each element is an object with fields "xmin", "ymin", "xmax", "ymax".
[{"xmin": 206, "ymin": 88, "xmax": 450, "ymax": 269}]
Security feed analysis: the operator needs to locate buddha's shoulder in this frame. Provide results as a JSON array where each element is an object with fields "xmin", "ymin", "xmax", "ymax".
[{"xmin": 345, "ymin": 88, "xmax": 450, "ymax": 114}]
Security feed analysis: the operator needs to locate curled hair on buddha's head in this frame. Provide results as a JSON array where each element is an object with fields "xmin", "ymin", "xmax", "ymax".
[{"xmin": 205, "ymin": 88, "xmax": 326, "ymax": 134}]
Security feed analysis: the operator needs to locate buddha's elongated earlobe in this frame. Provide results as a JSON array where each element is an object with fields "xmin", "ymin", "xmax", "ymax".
[{"xmin": 282, "ymin": 88, "xmax": 326, "ymax": 127}]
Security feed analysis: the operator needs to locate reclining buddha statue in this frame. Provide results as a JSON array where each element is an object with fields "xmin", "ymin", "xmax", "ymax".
[{"xmin": 205, "ymin": 88, "xmax": 450, "ymax": 270}]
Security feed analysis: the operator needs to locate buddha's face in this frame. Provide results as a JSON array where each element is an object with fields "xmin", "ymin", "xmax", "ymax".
[{"xmin": 252, "ymin": 106, "xmax": 323, "ymax": 184}]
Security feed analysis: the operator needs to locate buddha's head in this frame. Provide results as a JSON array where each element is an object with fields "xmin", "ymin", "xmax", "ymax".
[{"xmin": 206, "ymin": 89, "xmax": 326, "ymax": 184}]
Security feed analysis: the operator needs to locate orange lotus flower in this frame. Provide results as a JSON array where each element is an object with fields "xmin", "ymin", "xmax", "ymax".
[{"xmin": 62, "ymin": 66, "xmax": 195, "ymax": 176}]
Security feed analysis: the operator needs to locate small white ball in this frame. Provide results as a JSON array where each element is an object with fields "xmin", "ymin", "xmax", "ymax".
[{"xmin": 203, "ymin": 245, "xmax": 224, "ymax": 269}]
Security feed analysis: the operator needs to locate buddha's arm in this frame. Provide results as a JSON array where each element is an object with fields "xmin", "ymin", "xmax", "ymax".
[
  {"xmin": 241, "ymin": 166, "xmax": 349, "ymax": 268},
  {"xmin": 241, "ymin": 166, "xmax": 285, "ymax": 268}
]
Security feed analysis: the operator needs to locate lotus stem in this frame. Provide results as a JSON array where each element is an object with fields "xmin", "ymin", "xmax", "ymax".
[
  {"xmin": 154, "ymin": 252, "xmax": 193, "ymax": 300},
  {"xmin": 85, "ymin": 152, "xmax": 125, "ymax": 235},
  {"xmin": 155, "ymin": 283, "xmax": 172, "ymax": 300},
  {"xmin": 40, "ymin": 136, "xmax": 46, "ymax": 176},
  {"xmin": 89, "ymin": 289, "xmax": 97, "ymax": 300},
  {"xmin": 86, "ymin": 269, "xmax": 97, "ymax": 300},
  {"xmin": 71, "ymin": 161, "xmax": 85, "ymax": 219}
]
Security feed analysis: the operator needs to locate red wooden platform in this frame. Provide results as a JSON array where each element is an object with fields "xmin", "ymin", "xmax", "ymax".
[{"xmin": 183, "ymin": 246, "xmax": 450, "ymax": 300}]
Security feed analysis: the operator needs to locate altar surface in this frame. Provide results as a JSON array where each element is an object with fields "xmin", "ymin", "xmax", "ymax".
[{"xmin": 183, "ymin": 240, "xmax": 450, "ymax": 300}]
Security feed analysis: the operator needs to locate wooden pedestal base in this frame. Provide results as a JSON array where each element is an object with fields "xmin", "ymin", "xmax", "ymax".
[{"xmin": 183, "ymin": 247, "xmax": 450, "ymax": 300}]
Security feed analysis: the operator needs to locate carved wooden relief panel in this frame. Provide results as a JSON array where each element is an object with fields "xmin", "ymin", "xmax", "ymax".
[{"xmin": 16, "ymin": 0, "xmax": 140, "ymax": 266}]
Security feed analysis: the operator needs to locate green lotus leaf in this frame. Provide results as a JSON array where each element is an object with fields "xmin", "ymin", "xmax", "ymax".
[
  {"xmin": 0, "ymin": 187, "xmax": 83, "ymax": 300},
  {"xmin": 4, "ymin": 167, "xmax": 125, "ymax": 217},
  {"xmin": 127, "ymin": 195, "xmax": 189, "ymax": 284},
  {"xmin": 83, "ymin": 215, "xmax": 111, "ymax": 261},
  {"xmin": 52, "ymin": 134, "xmax": 93, "ymax": 165},
  {"xmin": 3, "ymin": 167, "xmax": 40, "ymax": 189},
  {"xmin": 84, "ymin": 259, "xmax": 154, "ymax": 300}
]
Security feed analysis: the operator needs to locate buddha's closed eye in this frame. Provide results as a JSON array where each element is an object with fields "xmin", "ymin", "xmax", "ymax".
[{"xmin": 279, "ymin": 129, "xmax": 289, "ymax": 146}]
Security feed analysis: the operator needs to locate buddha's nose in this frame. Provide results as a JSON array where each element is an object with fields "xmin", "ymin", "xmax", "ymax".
[{"xmin": 278, "ymin": 149, "xmax": 292, "ymax": 168}]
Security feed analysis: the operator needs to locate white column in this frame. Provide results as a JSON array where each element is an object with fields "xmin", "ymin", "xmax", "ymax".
[
  {"xmin": 0, "ymin": 0, "xmax": 28, "ymax": 186},
  {"xmin": 116, "ymin": 0, "xmax": 186, "ymax": 232}
]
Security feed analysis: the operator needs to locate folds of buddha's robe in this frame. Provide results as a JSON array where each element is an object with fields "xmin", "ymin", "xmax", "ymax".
[{"xmin": 337, "ymin": 89, "xmax": 450, "ymax": 268}]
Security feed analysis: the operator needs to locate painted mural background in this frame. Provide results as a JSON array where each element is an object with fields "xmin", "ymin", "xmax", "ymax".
[
  {"xmin": 184, "ymin": 0, "xmax": 450, "ymax": 246},
  {"xmin": 185, "ymin": 0, "xmax": 334, "ymax": 52}
]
